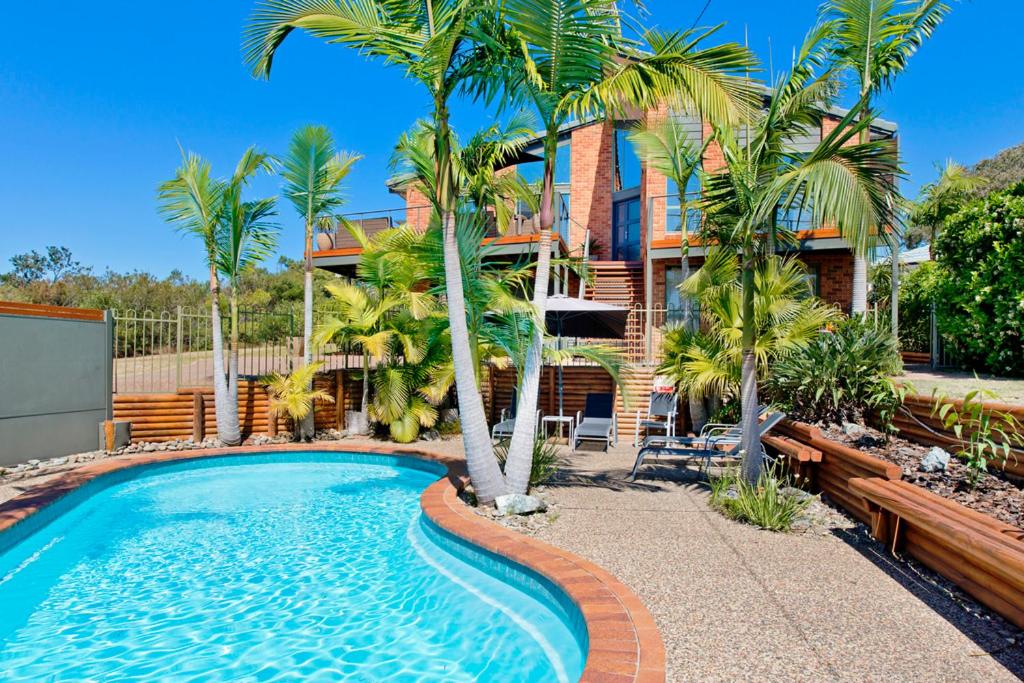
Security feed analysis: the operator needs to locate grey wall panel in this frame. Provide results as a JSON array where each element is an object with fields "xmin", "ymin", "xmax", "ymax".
[{"xmin": 0, "ymin": 312, "xmax": 112, "ymax": 465}]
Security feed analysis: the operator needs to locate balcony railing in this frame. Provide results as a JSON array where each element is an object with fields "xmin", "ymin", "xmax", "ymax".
[{"xmin": 314, "ymin": 192, "xmax": 574, "ymax": 254}]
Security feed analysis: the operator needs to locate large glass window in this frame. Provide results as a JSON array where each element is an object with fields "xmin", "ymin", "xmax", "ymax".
[
  {"xmin": 516, "ymin": 140, "xmax": 571, "ymax": 187},
  {"xmin": 613, "ymin": 128, "xmax": 642, "ymax": 192},
  {"xmin": 666, "ymin": 173, "xmax": 702, "ymax": 234},
  {"xmin": 613, "ymin": 197, "xmax": 641, "ymax": 260}
]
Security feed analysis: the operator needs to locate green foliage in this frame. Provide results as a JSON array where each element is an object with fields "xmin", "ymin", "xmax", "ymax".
[
  {"xmin": 709, "ymin": 463, "xmax": 814, "ymax": 532},
  {"xmin": 932, "ymin": 389, "xmax": 1024, "ymax": 488},
  {"xmin": 658, "ymin": 250, "xmax": 839, "ymax": 401},
  {"xmin": 263, "ymin": 362, "xmax": 334, "ymax": 427},
  {"xmin": 934, "ymin": 183, "xmax": 1024, "ymax": 375},
  {"xmin": 767, "ymin": 316, "xmax": 906, "ymax": 429},
  {"xmin": 494, "ymin": 435, "xmax": 562, "ymax": 490},
  {"xmin": 896, "ymin": 260, "xmax": 942, "ymax": 352}
]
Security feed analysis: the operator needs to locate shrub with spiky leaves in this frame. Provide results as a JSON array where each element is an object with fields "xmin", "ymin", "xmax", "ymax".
[{"xmin": 262, "ymin": 361, "xmax": 334, "ymax": 439}]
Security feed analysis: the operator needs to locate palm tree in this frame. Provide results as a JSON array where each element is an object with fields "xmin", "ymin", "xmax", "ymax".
[
  {"xmin": 909, "ymin": 159, "xmax": 983, "ymax": 257},
  {"xmin": 629, "ymin": 119, "xmax": 711, "ymax": 428},
  {"xmin": 216, "ymin": 147, "xmax": 279, "ymax": 443},
  {"xmin": 246, "ymin": 0, "xmax": 512, "ymax": 502},
  {"xmin": 659, "ymin": 249, "xmax": 839, "ymax": 402},
  {"xmin": 490, "ymin": 4, "xmax": 759, "ymax": 494},
  {"xmin": 699, "ymin": 27, "xmax": 899, "ymax": 484},
  {"xmin": 158, "ymin": 153, "xmax": 240, "ymax": 445},
  {"xmin": 264, "ymin": 361, "xmax": 334, "ymax": 437},
  {"xmin": 279, "ymin": 125, "xmax": 360, "ymax": 440},
  {"xmin": 821, "ymin": 0, "xmax": 951, "ymax": 316}
]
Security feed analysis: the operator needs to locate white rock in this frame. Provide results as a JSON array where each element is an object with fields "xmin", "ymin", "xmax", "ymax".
[
  {"xmin": 842, "ymin": 422, "xmax": 864, "ymax": 437},
  {"xmin": 495, "ymin": 494, "xmax": 547, "ymax": 516},
  {"xmin": 920, "ymin": 447, "xmax": 951, "ymax": 473}
]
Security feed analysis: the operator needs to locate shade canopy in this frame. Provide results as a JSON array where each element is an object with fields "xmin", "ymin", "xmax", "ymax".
[{"xmin": 544, "ymin": 295, "xmax": 628, "ymax": 339}]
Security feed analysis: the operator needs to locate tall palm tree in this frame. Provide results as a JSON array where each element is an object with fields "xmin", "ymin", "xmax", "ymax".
[
  {"xmin": 245, "ymin": 0, "xmax": 512, "ymax": 502},
  {"xmin": 629, "ymin": 119, "xmax": 711, "ymax": 428},
  {"xmin": 279, "ymin": 125, "xmax": 360, "ymax": 440},
  {"xmin": 700, "ymin": 27, "xmax": 899, "ymax": 484},
  {"xmin": 490, "ymin": 4, "xmax": 759, "ymax": 495},
  {"xmin": 821, "ymin": 0, "xmax": 951, "ymax": 315},
  {"xmin": 157, "ymin": 153, "xmax": 238, "ymax": 444},
  {"xmin": 217, "ymin": 148, "xmax": 279, "ymax": 442}
]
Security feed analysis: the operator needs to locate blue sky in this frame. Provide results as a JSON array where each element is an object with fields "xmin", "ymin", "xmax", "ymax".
[{"xmin": 1, "ymin": 0, "xmax": 1019, "ymax": 279}]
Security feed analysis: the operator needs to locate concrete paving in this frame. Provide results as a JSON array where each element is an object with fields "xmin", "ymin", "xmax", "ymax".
[{"xmin": 535, "ymin": 444, "xmax": 1024, "ymax": 682}]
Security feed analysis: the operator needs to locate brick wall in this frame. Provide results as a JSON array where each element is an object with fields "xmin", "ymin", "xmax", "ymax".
[
  {"xmin": 570, "ymin": 122, "xmax": 614, "ymax": 257},
  {"xmin": 651, "ymin": 249, "xmax": 854, "ymax": 314},
  {"xmin": 404, "ymin": 185, "xmax": 431, "ymax": 232}
]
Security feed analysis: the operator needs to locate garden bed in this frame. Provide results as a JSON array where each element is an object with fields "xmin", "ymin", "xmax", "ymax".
[{"xmin": 821, "ymin": 423, "xmax": 1024, "ymax": 529}]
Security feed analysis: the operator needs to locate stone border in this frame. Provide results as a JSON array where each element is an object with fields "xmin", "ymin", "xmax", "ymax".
[{"xmin": 0, "ymin": 442, "xmax": 665, "ymax": 683}]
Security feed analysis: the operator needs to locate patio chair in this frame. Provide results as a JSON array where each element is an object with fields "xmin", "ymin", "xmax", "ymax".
[
  {"xmin": 628, "ymin": 411, "xmax": 786, "ymax": 480},
  {"xmin": 640, "ymin": 404, "xmax": 770, "ymax": 450},
  {"xmin": 633, "ymin": 392, "xmax": 679, "ymax": 447},
  {"xmin": 491, "ymin": 388, "xmax": 540, "ymax": 441},
  {"xmin": 572, "ymin": 393, "xmax": 618, "ymax": 452}
]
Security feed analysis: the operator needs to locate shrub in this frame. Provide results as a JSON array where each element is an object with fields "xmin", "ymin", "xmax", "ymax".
[
  {"xmin": 709, "ymin": 463, "xmax": 814, "ymax": 531},
  {"xmin": 897, "ymin": 261, "xmax": 942, "ymax": 352},
  {"xmin": 494, "ymin": 435, "xmax": 562, "ymax": 489},
  {"xmin": 766, "ymin": 317, "xmax": 906, "ymax": 430},
  {"xmin": 934, "ymin": 182, "xmax": 1024, "ymax": 375},
  {"xmin": 932, "ymin": 389, "xmax": 1024, "ymax": 487}
]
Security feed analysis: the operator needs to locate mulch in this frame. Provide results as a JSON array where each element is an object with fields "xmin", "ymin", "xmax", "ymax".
[{"xmin": 821, "ymin": 423, "xmax": 1024, "ymax": 529}]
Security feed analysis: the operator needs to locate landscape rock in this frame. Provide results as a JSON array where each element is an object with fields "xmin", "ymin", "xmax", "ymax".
[
  {"xmin": 920, "ymin": 447, "xmax": 951, "ymax": 473},
  {"xmin": 842, "ymin": 422, "xmax": 864, "ymax": 437},
  {"xmin": 495, "ymin": 494, "xmax": 548, "ymax": 516}
]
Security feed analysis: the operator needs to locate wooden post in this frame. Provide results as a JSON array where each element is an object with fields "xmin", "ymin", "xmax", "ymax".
[
  {"xmin": 547, "ymin": 367, "xmax": 555, "ymax": 416},
  {"xmin": 192, "ymin": 391, "xmax": 205, "ymax": 442},
  {"xmin": 342, "ymin": 370, "xmax": 350, "ymax": 430},
  {"xmin": 103, "ymin": 419, "xmax": 116, "ymax": 451}
]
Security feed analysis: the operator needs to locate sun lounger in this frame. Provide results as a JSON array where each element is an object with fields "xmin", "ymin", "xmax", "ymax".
[
  {"xmin": 572, "ymin": 392, "xmax": 617, "ymax": 452},
  {"xmin": 629, "ymin": 411, "xmax": 786, "ymax": 480},
  {"xmin": 492, "ymin": 388, "xmax": 540, "ymax": 441},
  {"xmin": 633, "ymin": 391, "xmax": 678, "ymax": 446}
]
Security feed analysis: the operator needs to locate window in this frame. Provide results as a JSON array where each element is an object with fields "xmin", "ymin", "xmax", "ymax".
[
  {"xmin": 663, "ymin": 265, "xmax": 698, "ymax": 325},
  {"xmin": 613, "ymin": 128, "xmax": 642, "ymax": 192},
  {"xmin": 775, "ymin": 203, "xmax": 816, "ymax": 232},
  {"xmin": 516, "ymin": 140, "xmax": 571, "ymax": 187},
  {"xmin": 666, "ymin": 174, "xmax": 702, "ymax": 234},
  {"xmin": 801, "ymin": 263, "xmax": 820, "ymax": 297}
]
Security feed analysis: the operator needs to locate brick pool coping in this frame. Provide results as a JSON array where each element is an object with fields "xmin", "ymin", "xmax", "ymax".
[{"xmin": 0, "ymin": 442, "xmax": 665, "ymax": 683}]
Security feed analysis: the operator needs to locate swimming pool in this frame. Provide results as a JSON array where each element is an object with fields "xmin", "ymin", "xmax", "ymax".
[{"xmin": 0, "ymin": 452, "xmax": 587, "ymax": 681}]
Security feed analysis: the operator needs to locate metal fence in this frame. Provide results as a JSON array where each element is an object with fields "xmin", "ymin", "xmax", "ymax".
[{"xmin": 112, "ymin": 307, "xmax": 357, "ymax": 394}]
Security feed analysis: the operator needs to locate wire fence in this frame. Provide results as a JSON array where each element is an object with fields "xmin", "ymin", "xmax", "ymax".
[{"xmin": 112, "ymin": 307, "xmax": 359, "ymax": 394}]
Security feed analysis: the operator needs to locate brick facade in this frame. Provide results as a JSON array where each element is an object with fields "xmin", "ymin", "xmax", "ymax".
[
  {"xmin": 651, "ymin": 249, "xmax": 854, "ymax": 315},
  {"xmin": 569, "ymin": 121, "xmax": 614, "ymax": 255}
]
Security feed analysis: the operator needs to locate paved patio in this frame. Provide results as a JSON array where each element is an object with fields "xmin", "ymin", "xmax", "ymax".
[
  {"xmin": 534, "ymin": 443, "xmax": 1024, "ymax": 682},
  {"xmin": 2, "ymin": 438, "xmax": 1022, "ymax": 682}
]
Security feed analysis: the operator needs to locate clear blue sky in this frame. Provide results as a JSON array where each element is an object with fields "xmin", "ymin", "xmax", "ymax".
[{"xmin": 1, "ymin": 1, "xmax": 1019, "ymax": 279}]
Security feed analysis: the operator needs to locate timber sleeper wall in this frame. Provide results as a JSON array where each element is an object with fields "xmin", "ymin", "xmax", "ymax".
[{"xmin": 113, "ymin": 373, "xmax": 364, "ymax": 443}]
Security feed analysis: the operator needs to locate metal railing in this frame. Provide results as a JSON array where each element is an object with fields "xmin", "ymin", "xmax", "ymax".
[
  {"xmin": 548, "ymin": 305, "xmax": 694, "ymax": 368},
  {"xmin": 112, "ymin": 307, "xmax": 362, "ymax": 394}
]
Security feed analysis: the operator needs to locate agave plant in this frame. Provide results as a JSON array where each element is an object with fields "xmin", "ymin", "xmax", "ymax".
[{"xmin": 263, "ymin": 362, "xmax": 334, "ymax": 440}]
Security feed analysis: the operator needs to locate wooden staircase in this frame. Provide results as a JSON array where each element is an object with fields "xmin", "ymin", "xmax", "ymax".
[
  {"xmin": 585, "ymin": 261, "xmax": 644, "ymax": 308},
  {"xmin": 615, "ymin": 366, "xmax": 656, "ymax": 444}
]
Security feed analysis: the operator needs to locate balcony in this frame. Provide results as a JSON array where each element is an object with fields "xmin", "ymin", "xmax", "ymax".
[{"xmin": 312, "ymin": 194, "xmax": 574, "ymax": 272}]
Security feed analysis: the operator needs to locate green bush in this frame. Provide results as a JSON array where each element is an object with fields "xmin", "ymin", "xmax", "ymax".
[
  {"xmin": 897, "ymin": 261, "xmax": 942, "ymax": 352},
  {"xmin": 766, "ymin": 317, "xmax": 905, "ymax": 429},
  {"xmin": 934, "ymin": 182, "xmax": 1024, "ymax": 375},
  {"xmin": 494, "ymin": 435, "xmax": 562, "ymax": 490},
  {"xmin": 709, "ymin": 463, "xmax": 814, "ymax": 531}
]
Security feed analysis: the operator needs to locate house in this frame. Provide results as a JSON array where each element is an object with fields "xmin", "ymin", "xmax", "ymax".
[{"xmin": 313, "ymin": 100, "xmax": 897, "ymax": 361}]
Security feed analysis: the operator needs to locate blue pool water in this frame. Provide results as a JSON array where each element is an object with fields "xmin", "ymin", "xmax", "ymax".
[{"xmin": 0, "ymin": 453, "xmax": 586, "ymax": 681}]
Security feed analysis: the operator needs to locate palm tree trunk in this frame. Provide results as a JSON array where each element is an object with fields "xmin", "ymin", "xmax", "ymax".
[
  {"xmin": 889, "ymin": 232, "xmax": 900, "ymax": 339},
  {"xmin": 679, "ymin": 191, "xmax": 706, "ymax": 432},
  {"xmin": 300, "ymin": 222, "xmax": 315, "ymax": 441},
  {"xmin": 504, "ymin": 133, "xmax": 557, "ymax": 495},
  {"xmin": 852, "ymin": 95, "xmax": 872, "ymax": 315},
  {"xmin": 443, "ymin": 210, "xmax": 508, "ymax": 502},
  {"xmin": 209, "ymin": 267, "xmax": 239, "ymax": 446},
  {"xmin": 433, "ymin": 98, "xmax": 507, "ymax": 503},
  {"xmin": 224, "ymin": 287, "xmax": 241, "ymax": 446},
  {"xmin": 738, "ymin": 247, "xmax": 761, "ymax": 485}
]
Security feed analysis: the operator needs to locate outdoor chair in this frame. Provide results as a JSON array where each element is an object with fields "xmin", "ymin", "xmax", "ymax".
[
  {"xmin": 491, "ymin": 388, "xmax": 540, "ymax": 441},
  {"xmin": 633, "ymin": 391, "xmax": 679, "ymax": 447},
  {"xmin": 572, "ymin": 393, "xmax": 618, "ymax": 452},
  {"xmin": 628, "ymin": 411, "xmax": 787, "ymax": 481},
  {"xmin": 639, "ymin": 404, "xmax": 771, "ymax": 450}
]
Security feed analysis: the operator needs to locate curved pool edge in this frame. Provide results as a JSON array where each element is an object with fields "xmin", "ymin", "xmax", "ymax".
[{"xmin": 0, "ymin": 442, "xmax": 666, "ymax": 683}]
